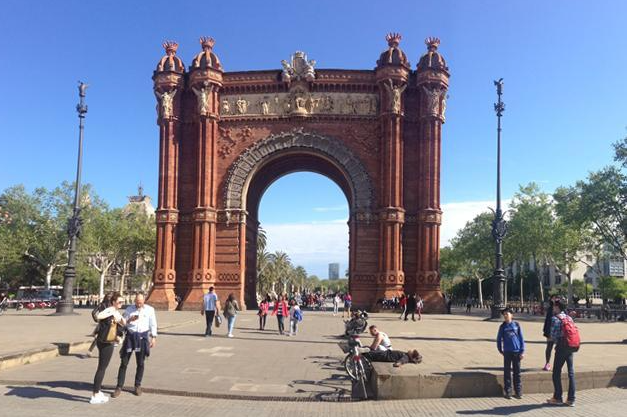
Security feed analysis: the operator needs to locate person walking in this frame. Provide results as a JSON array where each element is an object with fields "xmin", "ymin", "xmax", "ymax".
[
  {"xmin": 90, "ymin": 292, "xmax": 126, "ymax": 404},
  {"xmin": 466, "ymin": 296, "xmax": 472, "ymax": 314},
  {"xmin": 542, "ymin": 295, "xmax": 558, "ymax": 371},
  {"xmin": 405, "ymin": 294, "xmax": 417, "ymax": 321},
  {"xmin": 342, "ymin": 293, "xmax": 352, "ymax": 318},
  {"xmin": 223, "ymin": 293, "xmax": 240, "ymax": 338},
  {"xmin": 112, "ymin": 293, "xmax": 157, "ymax": 398},
  {"xmin": 416, "ymin": 295, "xmax": 424, "ymax": 321},
  {"xmin": 332, "ymin": 293, "xmax": 341, "ymax": 316},
  {"xmin": 288, "ymin": 299, "xmax": 302, "ymax": 336},
  {"xmin": 201, "ymin": 286, "xmax": 220, "ymax": 337},
  {"xmin": 496, "ymin": 307, "xmax": 525, "ymax": 399},
  {"xmin": 398, "ymin": 294, "xmax": 407, "ymax": 320},
  {"xmin": 272, "ymin": 294, "xmax": 288, "ymax": 335},
  {"xmin": 547, "ymin": 299, "xmax": 580, "ymax": 406},
  {"xmin": 258, "ymin": 295, "xmax": 270, "ymax": 330}
]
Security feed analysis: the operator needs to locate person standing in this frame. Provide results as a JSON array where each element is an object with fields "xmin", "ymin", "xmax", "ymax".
[
  {"xmin": 90, "ymin": 293, "xmax": 126, "ymax": 404},
  {"xmin": 258, "ymin": 295, "xmax": 270, "ymax": 330},
  {"xmin": 112, "ymin": 293, "xmax": 157, "ymax": 398},
  {"xmin": 288, "ymin": 299, "xmax": 302, "ymax": 336},
  {"xmin": 342, "ymin": 293, "xmax": 352, "ymax": 318},
  {"xmin": 496, "ymin": 308, "xmax": 525, "ymax": 399},
  {"xmin": 201, "ymin": 287, "xmax": 220, "ymax": 337},
  {"xmin": 466, "ymin": 296, "xmax": 472, "ymax": 314},
  {"xmin": 416, "ymin": 295, "xmax": 424, "ymax": 321},
  {"xmin": 332, "ymin": 293, "xmax": 341, "ymax": 316},
  {"xmin": 398, "ymin": 294, "xmax": 407, "ymax": 320},
  {"xmin": 542, "ymin": 295, "xmax": 558, "ymax": 371},
  {"xmin": 405, "ymin": 294, "xmax": 417, "ymax": 321},
  {"xmin": 223, "ymin": 293, "xmax": 240, "ymax": 338},
  {"xmin": 547, "ymin": 299, "xmax": 579, "ymax": 406},
  {"xmin": 272, "ymin": 294, "xmax": 288, "ymax": 335}
]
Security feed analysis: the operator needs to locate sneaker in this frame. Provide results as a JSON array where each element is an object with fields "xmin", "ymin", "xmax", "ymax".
[
  {"xmin": 134, "ymin": 386, "xmax": 142, "ymax": 396},
  {"xmin": 227, "ymin": 333, "xmax": 233, "ymax": 338},
  {"xmin": 504, "ymin": 392, "xmax": 512, "ymax": 399},
  {"xmin": 514, "ymin": 393, "xmax": 522, "ymax": 399},
  {"xmin": 89, "ymin": 392, "xmax": 109, "ymax": 404},
  {"xmin": 546, "ymin": 397, "xmax": 563, "ymax": 405},
  {"xmin": 565, "ymin": 400, "xmax": 575, "ymax": 407},
  {"xmin": 543, "ymin": 363, "xmax": 552, "ymax": 371},
  {"xmin": 111, "ymin": 387, "xmax": 122, "ymax": 398}
]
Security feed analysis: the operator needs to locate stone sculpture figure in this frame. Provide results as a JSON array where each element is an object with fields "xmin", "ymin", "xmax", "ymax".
[
  {"xmin": 236, "ymin": 97, "xmax": 248, "ymax": 114},
  {"xmin": 192, "ymin": 81, "xmax": 211, "ymax": 116},
  {"xmin": 383, "ymin": 80, "xmax": 406, "ymax": 114},
  {"xmin": 260, "ymin": 99, "xmax": 270, "ymax": 115},
  {"xmin": 222, "ymin": 99, "xmax": 230, "ymax": 115},
  {"xmin": 422, "ymin": 86, "xmax": 444, "ymax": 119},
  {"xmin": 281, "ymin": 51, "xmax": 316, "ymax": 83},
  {"xmin": 155, "ymin": 89, "xmax": 177, "ymax": 119}
]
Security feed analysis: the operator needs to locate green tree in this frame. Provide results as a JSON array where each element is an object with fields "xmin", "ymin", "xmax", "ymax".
[{"xmin": 598, "ymin": 276, "xmax": 627, "ymax": 302}]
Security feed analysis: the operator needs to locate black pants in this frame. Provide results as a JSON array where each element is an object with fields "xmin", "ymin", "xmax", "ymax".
[
  {"xmin": 545, "ymin": 340, "xmax": 554, "ymax": 363},
  {"xmin": 277, "ymin": 315, "xmax": 284, "ymax": 333},
  {"xmin": 259, "ymin": 314, "xmax": 267, "ymax": 330},
  {"xmin": 503, "ymin": 352, "xmax": 522, "ymax": 394},
  {"xmin": 93, "ymin": 341, "xmax": 114, "ymax": 393},
  {"xmin": 205, "ymin": 310, "xmax": 216, "ymax": 335},
  {"xmin": 553, "ymin": 348, "xmax": 575, "ymax": 402},
  {"xmin": 404, "ymin": 309, "xmax": 415, "ymax": 320},
  {"xmin": 117, "ymin": 350, "xmax": 146, "ymax": 388}
]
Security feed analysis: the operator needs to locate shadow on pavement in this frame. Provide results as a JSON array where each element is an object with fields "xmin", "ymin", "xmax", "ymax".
[
  {"xmin": 457, "ymin": 403, "xmax": 547, "ymax": 415},
  {"xmin": 4, "ymin": 385, "xmax": 86, "ymax": 402},
  {"xmin": 289, "ymin": 355, "xmax": 352, "ymax": 401}
]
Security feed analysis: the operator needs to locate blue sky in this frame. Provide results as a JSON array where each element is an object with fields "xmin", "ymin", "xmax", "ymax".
[{"xmin": 1, "ymin": 1, "xmax": 626, "ymax": 278}]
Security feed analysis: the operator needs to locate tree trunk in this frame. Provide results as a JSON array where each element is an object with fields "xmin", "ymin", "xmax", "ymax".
[
  {"xmin": 520, "ymin": 275, "xmax": 524, "ymax": 310},
  {"xmin": 567, "ymin": 271, "xmax": 574, "ymax": 309},
  {"xmin": 45, "ymin": 264, "xmax": 55, "ymax": 289},
  {"xmin": 99, "ymin": 271, "xmax": 106, "ymax": 300},
  {"xmin": 478, "ymin": 278, "xmax": 484, "ymax": 307},
  {"xmin": 119, "ymin": 260, "xmax": 129, "ymax": 295}
]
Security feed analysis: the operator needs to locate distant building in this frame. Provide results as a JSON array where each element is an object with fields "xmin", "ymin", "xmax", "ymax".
[
  {"xmin": 328, "ymin": 263, "xmax": 340, "ymax": 280},
  {"xmin": 123, "ymin": 184, "xmax": 155, "ymax": 217}
]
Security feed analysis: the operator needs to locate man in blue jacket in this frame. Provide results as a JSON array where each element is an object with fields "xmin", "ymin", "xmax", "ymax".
[{"xmin": 497, "ymin": 307, "xmax": 525, "ymax": 399}]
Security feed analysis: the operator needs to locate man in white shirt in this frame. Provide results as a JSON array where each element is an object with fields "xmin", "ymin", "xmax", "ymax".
[
  {"xmin": 112, "ymin": 293, "xmax": 157, "ymax": 398},
  {"xmin": 201, "ymin": 286, "xmax": 220, "ymax": 337}
]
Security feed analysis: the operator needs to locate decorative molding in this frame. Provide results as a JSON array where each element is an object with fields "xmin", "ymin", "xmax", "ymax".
[
  {"xmin": 224, "ymin": 130, "xmax": 375, "ymax": 212},
  {"xmin": 220, "ymin": 92, "xmax": 378, "ymax": 118}
]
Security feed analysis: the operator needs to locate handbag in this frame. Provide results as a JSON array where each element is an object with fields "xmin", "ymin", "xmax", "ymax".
[
  {"xmin": 98, "ymin": 318, "xmax": 118, "ymax": 343},
  {"xmin": 214, "ymin": 314, "xmax": 222, "ymax": 328}
]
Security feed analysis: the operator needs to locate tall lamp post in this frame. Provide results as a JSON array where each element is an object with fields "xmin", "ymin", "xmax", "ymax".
[
  {"xmin": 56, "ymin": 82, "xmax": 88, "ymax": 314},
  {"xmin": 490, "ymin": 78, "xmax": 507, "ymax": 319}
]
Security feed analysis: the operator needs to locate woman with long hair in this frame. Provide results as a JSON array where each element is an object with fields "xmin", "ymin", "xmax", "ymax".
[
  {"xmin": 223, "ymin": 293, "xmax": 240, "ymax": 338},
  {"xmin": 272, "ymin": 294, "xmax": 288, "ymax": 335},
  {"xmin": 90, "ymin": 292, "xmax": 126, "ymax": 404},
  {"xmin": 258, "ymin": 295, "xmax": 271, "ymax": 330}
]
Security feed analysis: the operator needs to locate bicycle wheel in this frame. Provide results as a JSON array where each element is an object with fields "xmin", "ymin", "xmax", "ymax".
[
  {"xmin": 344, "ymin": 354, "xmax": 358, "ymax": 380},
  {"xmin": 356, "ymin": 360, "xmax": 369, "ymax": 399}
]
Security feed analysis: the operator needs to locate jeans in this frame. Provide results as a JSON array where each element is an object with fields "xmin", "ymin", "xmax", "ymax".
[
  {"xmin": 117, "ymin": 349, "xmax": 146, "ymax": 388},
  {"xmin": 553, "ymin": 348, "xmax": 575, "ymax": 402},
  {"xmin": 259, "ymin": 314, "xmax": 266, "ymax": 330},
  {"xmin": 93, "ymin": 342, "xmax": 114, "ymax": 393},
  {"xmin": 227, "ymin": 315, "xmax": 236, "ymax": 334},
  {"xmin": 503, "ymin": 352, "xmax": 522, "ymax": 394},
  {"xmin": 290, "ymin": 318, "xmax": 298, "ymax": 334},
  {"xmin": 277, "ymin": 315, "xmax": 285, "ymax": 334},
  {"xmin": 333, "ymin": 304, "xmax": 339, "ymax": 314},
  {"xmin": 399, "ymin": 306, "xmax": 406, "ymax": 319},
  {"xmin": 545, "ymin": 340, "xmax": 554, "ymax": 363},
  {"xmin": 204, "ymin": 310, "xmax": 216, "ymax": 335}
]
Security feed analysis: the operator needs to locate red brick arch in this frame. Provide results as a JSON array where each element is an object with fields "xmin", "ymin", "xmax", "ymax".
[{"xmin": 147, "ymin": 36, "xmax": 449, "ymax": 312}]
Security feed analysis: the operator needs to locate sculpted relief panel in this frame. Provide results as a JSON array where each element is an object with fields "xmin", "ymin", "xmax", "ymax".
[{"xmin": 220, "ymin": 91, "xmax": 378, "ymax": 118}]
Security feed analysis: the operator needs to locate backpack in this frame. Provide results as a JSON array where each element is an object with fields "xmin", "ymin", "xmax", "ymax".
[
  {"xmin": 559, "ymin": 315, "xmax": 581, "ymax": 352},
  {"xmin": 294, "ymin": 309, "xmax": 303, "ymax": 322}
]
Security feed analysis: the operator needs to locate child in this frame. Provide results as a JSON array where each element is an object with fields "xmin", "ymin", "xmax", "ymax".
[
  {"xmin": 289, "ymin": 299, "xmax": 302, "ymax": 336},
  {"xmin": 496, "ymin": 307, "xmax": 525, "ymax": 399}
]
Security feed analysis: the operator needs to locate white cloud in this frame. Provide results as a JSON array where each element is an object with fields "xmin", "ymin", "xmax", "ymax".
[
  {"xmin": 440, "ymin": 199, "xmax": 511, "ymax": 247},
  {"xmin": 312, "ymin": 205, "xmax": 349, "ymax": 212}
]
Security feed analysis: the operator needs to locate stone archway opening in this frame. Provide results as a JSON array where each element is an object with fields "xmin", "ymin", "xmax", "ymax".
[{"xmin": 243, "ymin": 154, "xmax": 353, "ymax": 307}]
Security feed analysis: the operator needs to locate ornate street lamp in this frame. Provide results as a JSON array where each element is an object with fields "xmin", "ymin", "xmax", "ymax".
[
  {"xmin": 56, "ymin": 82, "xmax": 88, "ymax": 314},
  {"xmin": 490, "ymin": 78, "xmax": 507, "ymax": 319}
]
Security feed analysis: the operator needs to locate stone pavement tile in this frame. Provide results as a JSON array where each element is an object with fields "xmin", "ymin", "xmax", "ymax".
[{"xmin": 1, "ymin": 384, "xmax": 626, "ymax": 417}]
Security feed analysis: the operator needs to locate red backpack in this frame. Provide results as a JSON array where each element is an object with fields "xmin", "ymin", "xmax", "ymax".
[{"xmin": 559, "ymin": 315, "xmax": 580, "ymax": 351}]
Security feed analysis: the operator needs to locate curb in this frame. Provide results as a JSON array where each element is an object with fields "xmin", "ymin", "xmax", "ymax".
[
  {"xmin": 371, "ymin": 364, "xmax": 627, "ymax": 400},
  {"xmin": 0, "ymin": 318, "xmax": 202, "ymax": 372}
]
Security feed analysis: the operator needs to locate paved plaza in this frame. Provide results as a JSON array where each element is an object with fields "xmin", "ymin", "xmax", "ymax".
[{"xmin": 0, "ymin": 310, "xmax": 627, "ymax": 416}]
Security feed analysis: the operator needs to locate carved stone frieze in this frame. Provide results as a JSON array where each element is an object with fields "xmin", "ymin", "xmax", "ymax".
[
  {"xmin": 343, "ymin": 124, "xmax": 380, "ymax": 154},
  {"xmin": 218, "ymin": 126, "xmax": 255, "ymax": 159},
  {"xmin": 224, "ymin": 130, "xmax": 375, "ymax": 212},
  {"xmin": 220, "ymin": 92, "xmax": 378, "ymax": 118},
  {"xmin": 281, "ymin": 51, "xmax": 316, "ymax": 83},
  {"xmin": 156, "ymin": 209, "xmax": 179, "ymax": 223},
  {"xmin": 418, "ymin": 209, "xmax": 442, "ymax": 225}
]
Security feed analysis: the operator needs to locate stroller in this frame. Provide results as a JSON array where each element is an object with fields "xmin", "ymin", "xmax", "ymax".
[{"xmin": 344, "ymin": 310, "xmax": 369, "ymax": 336}]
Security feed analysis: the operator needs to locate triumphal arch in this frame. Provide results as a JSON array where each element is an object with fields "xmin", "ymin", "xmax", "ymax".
[{"xmin": 147, "ymin": 34, "xmax": 449, "ymax": 312}]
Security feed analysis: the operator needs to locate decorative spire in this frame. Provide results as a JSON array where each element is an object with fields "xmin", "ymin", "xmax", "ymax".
[
  {"xmin": 425, "ymin": 37, "xmax": 440, "ymax": 52},
  {"xmin": 200, "ymin": 36, "xmax": 215, "ymax": 51},
  {"xmin": 386, "ymin": 32, "xmax": 402, "ymax": 48},
  {"xmin": 163, "ymin": 41, "xmax": 179, "ymax": 56}
]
